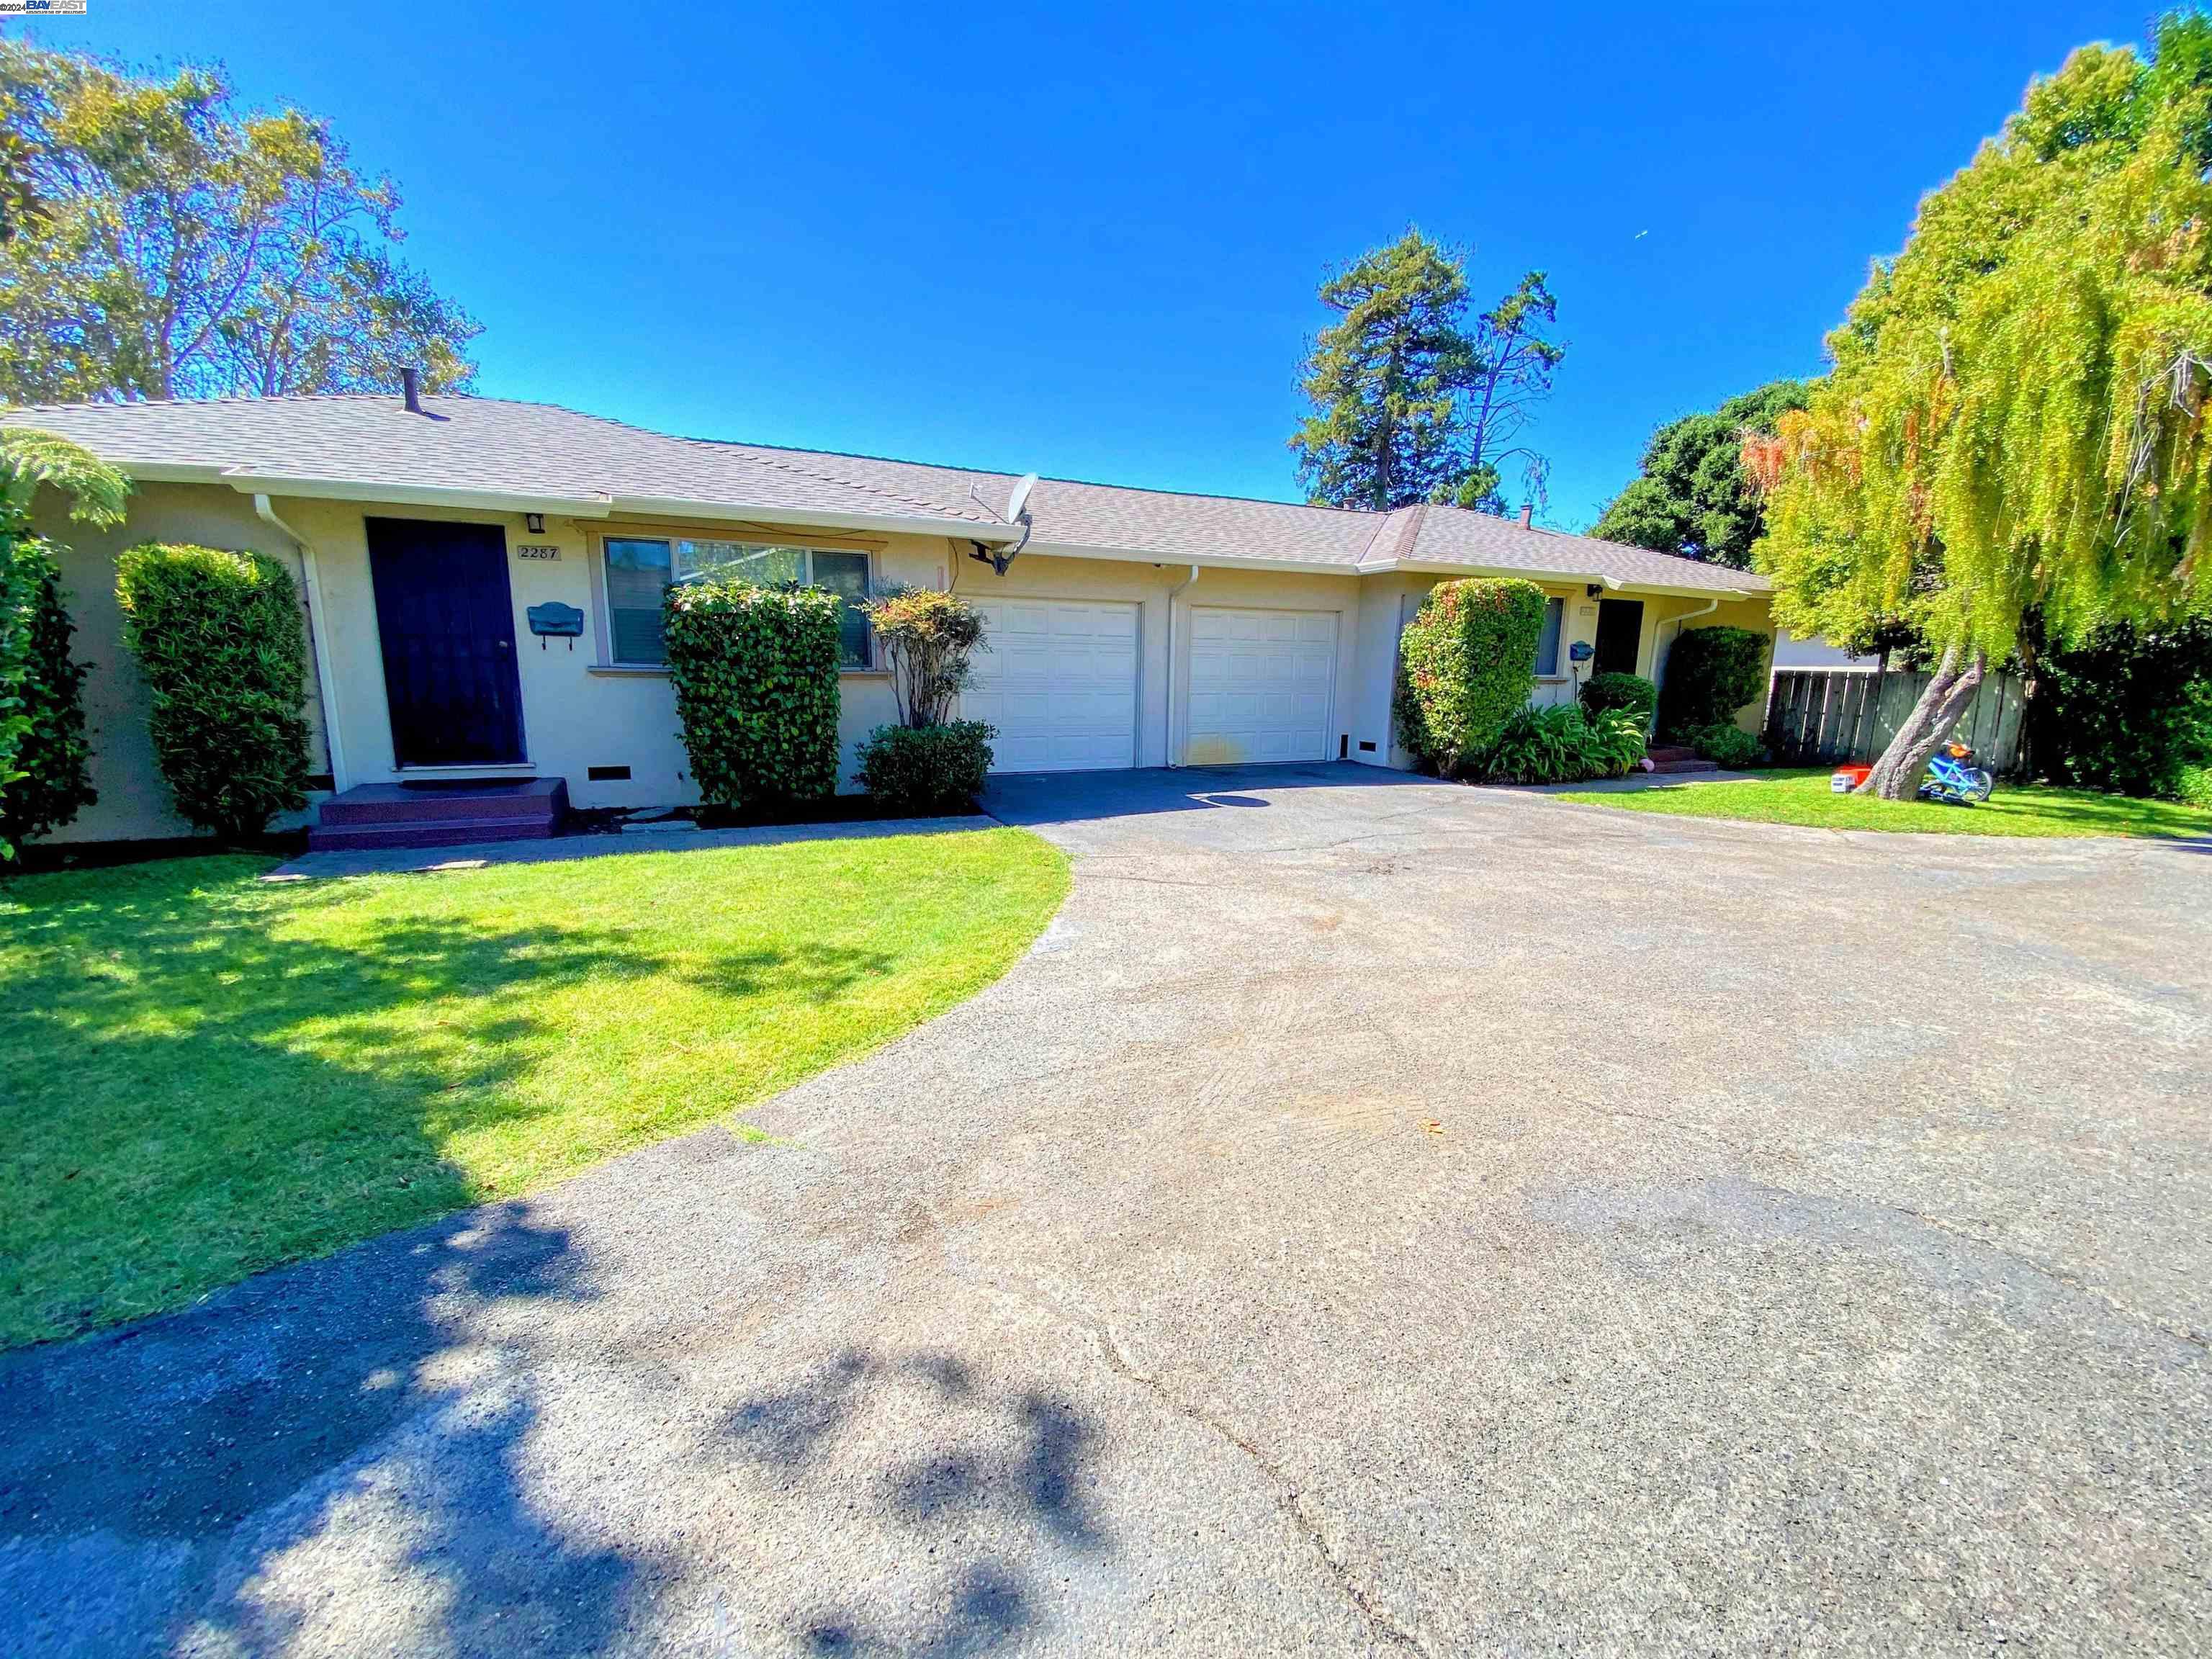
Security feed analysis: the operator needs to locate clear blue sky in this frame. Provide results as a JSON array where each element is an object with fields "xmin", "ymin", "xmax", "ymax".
[{"xmin": 11, "ymin": 1, "xmax": 2152, "ymax": 528}]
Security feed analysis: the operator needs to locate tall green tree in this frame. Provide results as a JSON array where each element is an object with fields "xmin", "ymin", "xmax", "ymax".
[
  {"xmin": 1290, "ymin": 230, "xmax": 1565, "ymax": 513},
  {"xmin": 1751, "ymin": 12, "xmax": 2212, "ymax": 798},
  {"xmin": 0, "ymin": 43, "xmax": 480, "ymax": 403},
  {"xmin": 1593, "ymin": 379, "xmax": 1810, "ymax": 568}
]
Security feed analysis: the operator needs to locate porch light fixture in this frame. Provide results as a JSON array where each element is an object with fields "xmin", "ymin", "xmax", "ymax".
[{"xmin": 525, "ymin": 512, "xmax": 547, "ymax": 534}]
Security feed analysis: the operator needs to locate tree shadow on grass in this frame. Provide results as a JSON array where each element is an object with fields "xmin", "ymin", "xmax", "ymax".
[
  {"xmin": 721, "ymin": 1347, "xmax": 1114, "ymax": 1656},
  {"xmin": 1, "ymin": 859, "xmax": 894, "ymax": 1346}
]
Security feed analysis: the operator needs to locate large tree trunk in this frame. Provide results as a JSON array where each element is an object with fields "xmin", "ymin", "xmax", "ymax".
[{"xmin": 1856, "ymin": 645, "xmax": 1987, "ymax": 799}]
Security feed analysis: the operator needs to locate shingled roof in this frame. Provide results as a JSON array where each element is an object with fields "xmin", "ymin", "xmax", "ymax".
[{"xmin": 2, "ymin": 393, "xmax": 1767, "ymax": 595}]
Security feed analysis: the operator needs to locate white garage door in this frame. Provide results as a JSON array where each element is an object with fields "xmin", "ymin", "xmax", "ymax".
[
  {"xmin": 1186, "ymin": 608, "xmax": 1337, "ymax": 765},
  {"xmin": 963, "ymin": 599, "xmax": 1139, "ymax": 772}
]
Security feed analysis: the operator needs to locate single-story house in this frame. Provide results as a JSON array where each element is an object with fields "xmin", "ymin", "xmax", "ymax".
[{"xmin": 4, "ymin": 390, "xmax": 1773, "ymax": 845}]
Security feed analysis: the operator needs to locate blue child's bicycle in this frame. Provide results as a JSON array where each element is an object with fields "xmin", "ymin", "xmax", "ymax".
[{"xmin": 1919, "ymin": 741, "xmax": 1995, "ymax": 806}]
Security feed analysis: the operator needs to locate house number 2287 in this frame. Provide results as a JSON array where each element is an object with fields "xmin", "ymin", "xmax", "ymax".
[{"xmin": 516, "ymin": 544, "xmax": 561, "ymax": 560}]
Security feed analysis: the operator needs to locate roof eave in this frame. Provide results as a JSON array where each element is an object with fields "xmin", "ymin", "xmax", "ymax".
[{"xmin": 1364, "ymin": 557, "xmax": 1765, "ymax": 599}]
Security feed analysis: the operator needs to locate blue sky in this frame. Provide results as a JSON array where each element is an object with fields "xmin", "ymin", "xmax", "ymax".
[{"xmin": 12, "ymin": 1, "xmax": 2152, "ymax": 527}]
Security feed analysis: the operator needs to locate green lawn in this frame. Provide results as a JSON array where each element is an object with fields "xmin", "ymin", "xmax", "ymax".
[
  {"xmin": 1552, "ymin": 768, "xmax": 2212, "ymax": 839},
  {"xmin": 0, "ymin": 828, "xmax": 1068, "ymax": 1348}
]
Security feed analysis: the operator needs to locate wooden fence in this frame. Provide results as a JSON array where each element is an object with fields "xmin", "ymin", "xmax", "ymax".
[{"xmin": 1763, "ymin": 666, "xmax": 2029, "ymax": 774}]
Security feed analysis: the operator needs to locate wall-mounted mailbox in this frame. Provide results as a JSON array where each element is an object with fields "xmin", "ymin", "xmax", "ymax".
[
  {"xmin": 1568, "ymin": 640, "xmax": 1595, "ymax": 664},
  {"xmin": 526, "ymin": 602, "xmax": 585, "ymax": 649}
]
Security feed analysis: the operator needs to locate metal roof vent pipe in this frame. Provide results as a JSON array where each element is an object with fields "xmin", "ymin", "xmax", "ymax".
[{"xmin": 400, "ymin": 365, "xmax": 423, "ymax": 415}]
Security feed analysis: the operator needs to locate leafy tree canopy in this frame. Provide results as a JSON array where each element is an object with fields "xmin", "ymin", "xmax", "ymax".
[
  {"xmin": 0, "ymin": 42, "xmax": 480, "ymax": 403},
  {"xmin": 1593, "ymin": 379, "xmax": 1810, "ymax": 568},
  {"xmin": 1290, "ymin": 229, "xmax": 1564, "ymax": 513},
  {"xmin": 1750, "ymin": 12, "xmax": 2212, "ymax": 663}
]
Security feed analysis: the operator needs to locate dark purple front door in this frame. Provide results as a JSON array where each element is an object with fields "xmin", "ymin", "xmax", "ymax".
[{"xmin": 366, "ymin": 518, "xmax": 526, "ymax": 768}]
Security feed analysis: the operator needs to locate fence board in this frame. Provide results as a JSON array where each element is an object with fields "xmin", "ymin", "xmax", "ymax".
[{"xmin": 1764, "ymin": 667, "xmax": 2026, "ymax": 773}]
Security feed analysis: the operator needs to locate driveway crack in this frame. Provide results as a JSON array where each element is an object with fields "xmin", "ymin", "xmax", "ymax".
[{"xmin": 950, "ymin": 1253, "xmax": 1428, "ymax": 1653}]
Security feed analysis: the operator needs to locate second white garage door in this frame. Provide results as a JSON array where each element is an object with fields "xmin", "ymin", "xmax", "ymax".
[
  {"xmin": 1185, "ymin": 608, "xmax": 1337, "ymax": 764},
  {"xmin": 962, "ymin": 598, "xmax": 1139, "ymax": 771}
]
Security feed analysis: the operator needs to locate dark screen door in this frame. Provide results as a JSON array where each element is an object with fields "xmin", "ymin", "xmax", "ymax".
[
  {"xmin": 367, "ymin": 518, "xmax": 525, "ymax": 767},
  {"xmin": 1593, "ymin": 598, "xmax": 1645, "ymax": 678}
]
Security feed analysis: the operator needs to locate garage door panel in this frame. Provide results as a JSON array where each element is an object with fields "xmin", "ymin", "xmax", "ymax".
[
  {"xmin": 963, "ymin": 598, "xmax": 1139, "ymax": 772},
  {"xmin": 1184, "ymin": 607, "xmax": 1336, "ymax": 765}
]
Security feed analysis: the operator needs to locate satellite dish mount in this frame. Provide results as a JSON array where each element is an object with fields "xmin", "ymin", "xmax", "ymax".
[{"xmin": 970, "ymin": 472, "xmax": 1037, "ymax": 577}]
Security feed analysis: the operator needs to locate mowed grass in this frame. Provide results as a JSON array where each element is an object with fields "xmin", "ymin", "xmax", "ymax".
[
  {"xmin": 1552, "ymin": 768, "xmax": 2212, "ymax": 839},
  {"xmin": 0, "ymin": 828, "xmax": 1069, "ymax": 1348}
]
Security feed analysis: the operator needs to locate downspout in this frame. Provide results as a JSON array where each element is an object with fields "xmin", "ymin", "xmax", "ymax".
[
  {"xmin": 1163, "ymin": 564, "xmax": 1200, "ymax": 766},
  {"xmin": 253, "ymin": 494, "xmax": 349, "ymax": 793}
]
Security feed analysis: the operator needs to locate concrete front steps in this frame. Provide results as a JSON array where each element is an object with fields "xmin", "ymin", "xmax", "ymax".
[
  {"xmin": 1645, "ymin": 745, "xmax": 1721, "ymax": 775},
  {"xmin": 309, "ymin": 778, "xmax": 569, "ymax": 852}
]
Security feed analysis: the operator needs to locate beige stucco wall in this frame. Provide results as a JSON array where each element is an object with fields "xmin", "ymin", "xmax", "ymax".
[
  {"xmin": 29, "ymin": 476, "xmax": 1775, "ymax": 842},
  {"xmin": 32, "ymin": 482, "xmax": 334, "ymax": 843}
]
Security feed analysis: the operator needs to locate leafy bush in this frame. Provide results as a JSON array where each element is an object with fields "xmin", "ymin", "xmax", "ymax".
[
  {"xmin": 2176, "ymin": 763, "xmax": 2212, "ymax": 810},
  {"xmin": 114, "ymin": 543, "xmax": 310, "ymax": 840},
  {"xmin": 1, "ymin": 428, "xmax": 126, "ymax": 858},
  {"xmin": 1691, "ymin": 722, "xmax": 1761, "ymax": 769},
  {"xmin": 865, "ymin": 585, "xmax": 987, "ymax": 727},
  {"xmin": 855, "ymin": 719, "xmax": 994, "ymax": 813},
  {"xmin": 1394, "ymin": 577, "xmax": 1546, "ymax": 776},
  {"xmin": 1580, "ymin": 670, "xmax": 1657, "ymax": 726},
  {"xmin": 664, "ymin": 577, "xmax": 842, "ymax": 809},
  {"xmin": 1482, "ymin": 704, "xmax": 1647, "ymax": 784},
  {"xmin": 0, "ymin": 544, "xmax": 95, "ymax": 847},
  {"xmin": 2028, "ymin": 619, "xmax": 2212, "ymax": 799},
  {"xmin": 1658, "ymin": 625, "xmax": 1768, "ymax": 738}
]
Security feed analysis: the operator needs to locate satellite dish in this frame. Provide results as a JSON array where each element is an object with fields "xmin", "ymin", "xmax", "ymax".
[{"xmin": 971, "ymin": 472, "xmax": 1040, "ymax": 576}]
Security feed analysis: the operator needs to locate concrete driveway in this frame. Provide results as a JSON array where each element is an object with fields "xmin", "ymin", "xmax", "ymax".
[{"xmin": 5, "ymin": 765, "xmax": 2208, "ymax": 1656}]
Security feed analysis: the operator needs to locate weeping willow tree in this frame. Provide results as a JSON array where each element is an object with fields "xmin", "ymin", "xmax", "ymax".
[{"xmin": 1748, "ymin": 13, "xmax": 2212, "ymax": 797}]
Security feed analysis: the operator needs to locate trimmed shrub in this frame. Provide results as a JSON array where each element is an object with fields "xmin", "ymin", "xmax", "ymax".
[
  {"xmin": 114, "ymin": 544, "xmax": 310, "ymax": 840},
  {"xmin": 0, "ymin": 542, "xmax": 95, "ymax": 847},
  {"xmin": 864, "ymin": 585, "xmax": 987, "ymax": 727},
  {"xmin": 1482, "ymin": 704, "xmax": 1647, "ymax": 784},
  {"xmin": 1395, "ymin": 577, "xmax": 1547, "ymax": 776},
  {"xmin": 1691, "ymin": 722, "xmax": 1761, "ymax": 769},
  {"xmin": 2176, "ymin": 763, "xmax": 2212, "ymax": 809},
  {"xmin": 855, "ymin": 720, "xmax": 994, "ymax": 814},
  {"xmin": 1579, "ymin": 670, "xmax": 1657, "ymax": 726},
  {"xmin": 664, "ymin": 576, "xmax": 842, "ymax": 809},
  {"xmin": 1658, "ymin": 625, "xmax": 1768, "ymax": 738}
]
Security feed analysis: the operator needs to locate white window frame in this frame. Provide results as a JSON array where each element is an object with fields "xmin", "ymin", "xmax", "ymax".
[{"xmin": 595, "ymin": 535, "xmax": 877, "ymax": 670}]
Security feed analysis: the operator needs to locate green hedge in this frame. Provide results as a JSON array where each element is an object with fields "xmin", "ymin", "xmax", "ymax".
[
  {"xmin": 1579, "ymin": 670, "xmax": 1657, "ymax": 725},
  {"xmin": 1690, "ymin": 722, "xmax": 1761, "ymax": 769},
  {"xmin": 0, "ymin": 542, "xmax": 95, "ymax": 848},
  {"xmin": 2028, "ymin": 619, "xmax": 2212, "ymax": 799},
  {"xmin": 1394, "ymin": 577, "xmax": 1547, "ymax": 776},
  {"xmin": 1658, "ymin": 625, "xmax": 1768, "ymax": 738},
  {"xmin": 1482, "ymin": 704, "xmax": 1649, "ymax": 784},
  {"xmin": 114, "ymin": 544, "xmax": 310, "ymax": 840},
  {"xmin": 855, "ymin": 719, "xmax": 994, "ymax": 813},
  {"xmin": 664, "ymin": 577, "xmax": 842, "ymax": 809}
]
